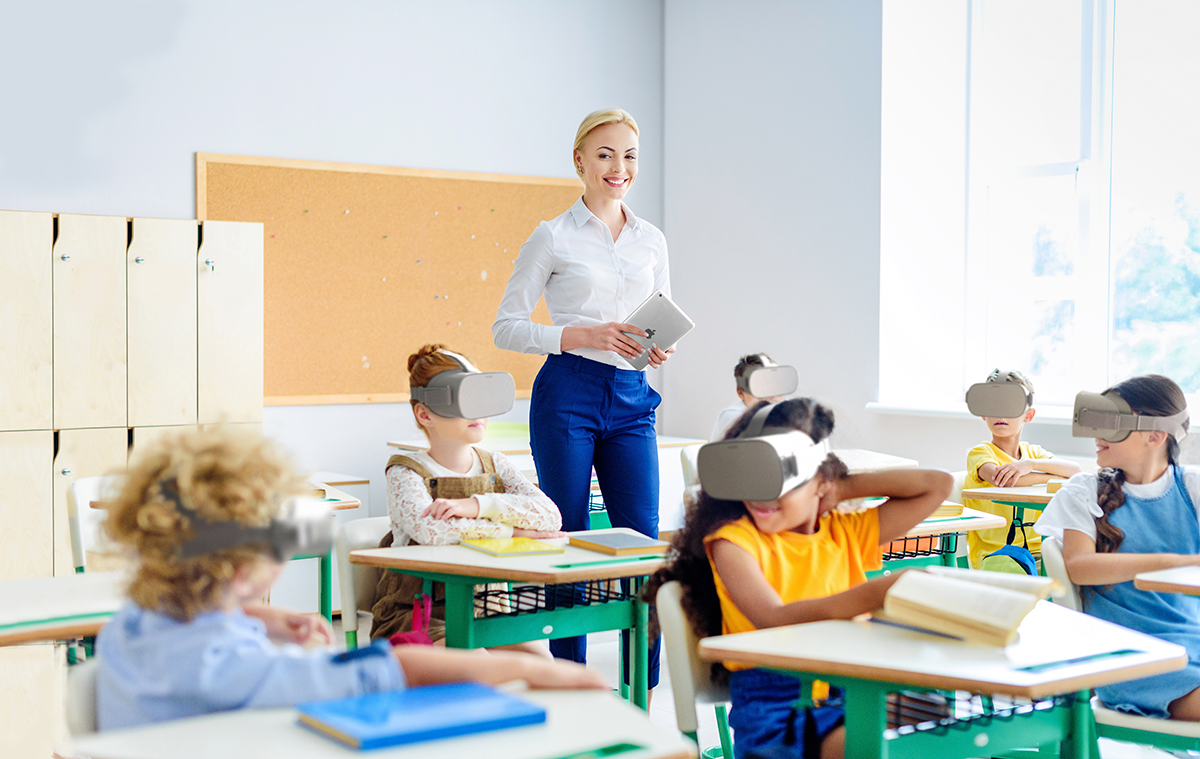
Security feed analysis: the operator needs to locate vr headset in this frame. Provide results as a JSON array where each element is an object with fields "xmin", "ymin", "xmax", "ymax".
[
  {"xmin": 697, "ymin": 402, "xmax": 829, "ymax": 502},
  {"xmin": 736, "ymin": 357, "xmax": 799, "ymax": 399},
  {"xmin": 1073, "ymin": 390, "xmax": 1189, "ymax": 443},
  {"xmin": 409, "ymin": 350, "xmax": 515, "ymax": 420},
  {"xmin": 965, "ymin": 371, "xmax": 1034, "ymax": 418},
  {"xmin": 162, "ymin": 478, "xmax": 334, "ymax": 562}
]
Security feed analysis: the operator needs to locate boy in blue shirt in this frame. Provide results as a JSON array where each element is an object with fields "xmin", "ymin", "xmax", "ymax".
[{"xmin": 95, "ymin": 426, "xmax": 603, "ymax": 731}]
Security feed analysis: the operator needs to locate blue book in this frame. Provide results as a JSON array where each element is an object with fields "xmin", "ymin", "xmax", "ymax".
[{"xmin": 296, "ymin": 682, "xmax": 547, "ymax": 750}]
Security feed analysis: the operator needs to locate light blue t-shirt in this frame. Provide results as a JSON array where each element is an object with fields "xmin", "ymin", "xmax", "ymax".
[{"xmin": 96, "ymin": 603, "xmax": 405, "ymax": 731}]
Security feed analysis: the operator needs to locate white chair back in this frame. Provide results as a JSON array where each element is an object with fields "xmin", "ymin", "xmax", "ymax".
[
  {"xmin": 1040, "ymin": 536, "xmax": 1082, "ymax": 611},
  {"xmin": 680, "ymin": 444, "xmax": 702, "ymax": 489},
  {"xmin": 335, "ymin": 517, "xmax": 393, "ymax": 642},
  {"xmin": 67, "ymin": 476, "xmax": 123, "ymax": 572},
  {"xmin": 948, "ymin": 470, "xmax": 967, "ymax": 506},
  {"xmin": 66, "ymin": 659, "xmax": 100, "ymax": 736},
  {"xmin": 657, "ymin": 580, "xmax": 729, "ymax": 734}
]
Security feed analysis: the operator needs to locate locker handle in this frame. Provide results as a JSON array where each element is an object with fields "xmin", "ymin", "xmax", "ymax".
[
  {"xmin": 60, "ymin": 254, "xmax": 70, "ymax": 262},
  {"xmin": 61, "ymin": 469, "xmax": 71, "ymax": 476},
  {"xmin": 204, "ymin": 258, "xmax": 215, "ymax": 272},
  {"xmin": 134, "ymin": 257, "xmax": 145, "ymax": 264}
]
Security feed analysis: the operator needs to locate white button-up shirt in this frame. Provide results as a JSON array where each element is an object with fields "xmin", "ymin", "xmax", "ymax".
[{"xmin": 493, "ymin": 195, "xmax": 671, "ymax": 370}]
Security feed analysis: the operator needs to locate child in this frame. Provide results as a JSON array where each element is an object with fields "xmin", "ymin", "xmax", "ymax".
[
  {"xmin": 1035, "ymin": 374, "xmax": 1200, "ymax": 720},
  {"xmin": 95, "ymin": 426, "xmax": 603, "ymax": 731},
  {"xmin": 371, "ymin": 344, "xmax": 564, "ymax": 647},
  {"xmin": 963, "ymin": 369, "xmax": 1081, "ymax": 569},
  {"xmin": 646, "ymin": 398, "xmax": 952, "ymax": 759},
  {"xmin": 710, "ymin": 353, "xmax": 790, "ymax": 441}
]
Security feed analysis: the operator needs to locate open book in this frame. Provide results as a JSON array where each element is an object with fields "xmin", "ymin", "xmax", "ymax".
[{"xmin": 873, "ymin": 566, "xmax": 1062, "ymax": 646}]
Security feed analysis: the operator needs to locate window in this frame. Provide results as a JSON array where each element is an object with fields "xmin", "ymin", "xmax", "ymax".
[{"xmin": 880, "ymin": 0, "xmax": 1200, "ymax": 412}]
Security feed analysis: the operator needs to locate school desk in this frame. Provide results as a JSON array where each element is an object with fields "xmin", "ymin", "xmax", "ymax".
[
  {"xmin": 349, "ymin": 528, "xmax": 664, "ymax": 710},
  {"xmin": 698, "ymin": 600, "xmax": 1185, "ymax": 759},
  {"xmin": 879, "ymin": 505, "xmax": 1007, "ymax": 570},
  {"xmin": 835, "ymin": 448, "xmax": 919, "ymax": 473},
  {"xmin": 303, "ymin": 482, "xmax": 361, "ymax": 623},
  {"xmin": 68, "ymin": 688, "xmax": 697, "ymax": 759},
  {"xmin": 0, "ymin": 571, "xmax": 124, "ymax": 647},
  {"xmin": 1135, "ymin": 566, "xmax": 1200, "ymax": 595},
  {"xmin": 962, "ymin": 482, "xmax": 1054, "ymax": 543}
]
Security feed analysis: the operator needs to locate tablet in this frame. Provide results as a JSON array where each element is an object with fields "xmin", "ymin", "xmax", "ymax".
[{"xmin": 620, "ymin": 289, "xmax": 695, "ymax": 370}]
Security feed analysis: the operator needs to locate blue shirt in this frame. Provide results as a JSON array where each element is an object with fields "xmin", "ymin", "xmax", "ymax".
[{"xmin": 96, "ymin": 603, "xmax": 406, "ymax": 731}]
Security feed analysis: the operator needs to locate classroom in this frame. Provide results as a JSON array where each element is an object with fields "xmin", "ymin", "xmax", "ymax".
[{"xmin": 2, "ymin": 1, "xmax": 1200, "ymax": 758}]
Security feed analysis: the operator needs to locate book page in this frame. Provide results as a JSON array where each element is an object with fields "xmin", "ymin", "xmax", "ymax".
[
  {"xmin": 883, "ymin": 571, "xmax": 1040, "ymax": 644},
  {"xmin": 925, "ymin": 566, "xmax": 1059, "ymax": 599}
]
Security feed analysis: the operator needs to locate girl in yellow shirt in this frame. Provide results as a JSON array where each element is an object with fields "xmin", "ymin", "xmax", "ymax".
[{"xmin": 645, "ymin": 398, "xmax": 950, "ymax": 759}]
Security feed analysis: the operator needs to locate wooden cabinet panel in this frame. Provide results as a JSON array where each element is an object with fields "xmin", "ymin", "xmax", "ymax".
[
  {"xmin": 198, "ymin": 221, "xmax": 263, "ymax": 424},
  {"xmin": 0, "ymin": 646, "xmax": 66, "ymax": 758},
  {"xmin": 53, "ymin": 214, "xmax": 127, "ymax": 429},
  {"xmin": 130, "ymin": 424, "xmax": 197, "ymax": 465},
  {"xmin": 0, "ymin": 211, "xmax": 53, "ymax": 431},
  {"xmin": 0, "ymin": 431, "xmax": 53, "ymax": 580},
  {"xmin": 128, "ymin": 218, "xmax": 198, "ymax": 426},
  {"xmin": 53, "ymin": 427, "xmax": 127, "ymax": 576}
]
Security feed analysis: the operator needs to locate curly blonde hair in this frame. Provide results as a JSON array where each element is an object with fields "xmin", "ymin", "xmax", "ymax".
[{"xmin": 104, "ymin": 426, "xmax": 304, "ymax": 621}]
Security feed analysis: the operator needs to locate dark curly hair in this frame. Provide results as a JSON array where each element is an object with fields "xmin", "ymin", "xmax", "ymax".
[{"xmin": 641, "ymin": 398, "xmax": 847, "ymax": 683}]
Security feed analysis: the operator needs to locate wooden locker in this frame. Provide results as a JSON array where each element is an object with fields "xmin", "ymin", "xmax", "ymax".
[
  {"xmin": 0, "ymin": 645, "xmax": 66, "ymax": 758},
  {"xmin": 128, "ymin": 218, "xmax": 198, "ymax": 427},
  {"xmin": 129, "ymin": 424, "xmax": 198, "ymax": 464},
  {"xmin": 198, "ymin": 221, "xmax": 263, "ymax": 424},
  {"xmin": 53, "ymin": 427, "xmax": 128, "ymax": 576},
  {"xmin": 53, "ymin": 214, "xmax": 127, "ymax": 429},
  {"xmin": 0, "ymin": 431, "xmax": 53, "ymax": 580},
  {"xmin": 0, "ymin": 211, "xmax": 53, "ymax": 431}
]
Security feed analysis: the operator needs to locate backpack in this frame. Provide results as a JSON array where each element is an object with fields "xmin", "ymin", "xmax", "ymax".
[{"xmin": 981, "ymin": 520, "xmax": 1038, "ymax": 575}]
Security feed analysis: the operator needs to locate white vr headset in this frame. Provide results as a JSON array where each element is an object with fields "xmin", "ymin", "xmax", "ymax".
[
  {"xmin": 736, "ymin": 358, "xmax": 799, "ymax": 399},
  {"xmin": 697, "ymin": 402, "xmax": 829, "ymax": 502},
  {"xmin": 1073, "ymin": 390, "xmax": 1189, "ymax": 443},
  {"xmin": 163, "ymin": 478, "xmax": 335, "ymax": 562},
  {"xmin": 409, "ymin": 350, "xmax": 515, "ymax": 420},
  {"xmin": 965, "ymin": 371, "xmax": 1034, "ymax": 418}
]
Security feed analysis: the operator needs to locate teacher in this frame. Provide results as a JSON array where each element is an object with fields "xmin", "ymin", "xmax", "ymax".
[{"xmin": 493, "ymin": 108, "xmax": 671, "ymax": 674}]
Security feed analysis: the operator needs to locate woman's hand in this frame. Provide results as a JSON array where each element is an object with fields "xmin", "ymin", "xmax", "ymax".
[
  {"xmin": 243, "ymin": 603, "xmax": 333, "ymax": 647},
  {"xmin": 646, "ymin": 343, "xmax": 675, "ymax": 369},
  {"xmin": 562, "ymin": 323, "xmax": 646, "ymax": 359},
  {"xmin": 422, "ymin": 497, "xmax": 480, "ymax": 520},
  {"xmin": 512, "ymin": 528, "xmax": 567, "ymax": 539}
]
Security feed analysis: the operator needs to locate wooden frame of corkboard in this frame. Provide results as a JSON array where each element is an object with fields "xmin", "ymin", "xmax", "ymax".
[{"xmin": 196, "ymin": 153, "xmax": 581, "ymax": 406}]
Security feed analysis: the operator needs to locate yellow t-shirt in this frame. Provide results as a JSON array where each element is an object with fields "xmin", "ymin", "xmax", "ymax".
[
  {"xmin": 964, "ymin": 441, "xmax": 1052, "ymax": 568},
  {"xmin": 703, "ymin": 511, "xmax": 881, "ymax": 671}
]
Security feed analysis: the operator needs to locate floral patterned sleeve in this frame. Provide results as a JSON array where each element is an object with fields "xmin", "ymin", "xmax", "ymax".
[
  {"xmin": 475, "ymin": 452, "xmax": 563, "ymax": 531},
  {"xmin": 386, "ymin": 464, "xmax": 512, "ymax": 546}
]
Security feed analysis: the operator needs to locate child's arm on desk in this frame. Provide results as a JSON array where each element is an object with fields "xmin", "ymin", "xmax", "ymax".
[
  {"xmin": 824, "ymin": 469, "xmax": 952, "ymax": 544},
  {"xmin": 710, "ymin": 539, "xmax": 906, "ymax": 628},
  {"xmin": 392, "ymin": 645, "xmax": 607, "ymax": 690},
  {"xmin": 982, "ymin": 457, "xmax": 1082, "ymax": 488},
  {"xmin": 1061, "ymin": 528, "xmax": 1200, "ymax": 585}
]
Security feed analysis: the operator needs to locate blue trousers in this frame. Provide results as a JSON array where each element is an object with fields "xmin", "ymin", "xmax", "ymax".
[
  {"xmin": 729, "ymin": 669, "xmax": 845, "ymax": 759},
  {"xmin": 530, "ymin": 352, "xmax": 661, "ymax": 688}
]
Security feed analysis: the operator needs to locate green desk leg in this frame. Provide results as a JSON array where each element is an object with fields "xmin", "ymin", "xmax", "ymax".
[
  {"xmin": 318, "ymin": 551, "xmax": 333, "ymax": 623},
  {"xmin": 1061, "ymin": 690, "xmax": 1100, "ymax": 759},
  {"xmin": 940, "ymin": 533, "xmax": 958, "ymax": 567},
  {"xmin": 841, "ymin": 677, "xmax": 890, "ymax": 759},
  {"xmin": 632, "ymin": 577, "xmax": 649, "ymax": 711}
]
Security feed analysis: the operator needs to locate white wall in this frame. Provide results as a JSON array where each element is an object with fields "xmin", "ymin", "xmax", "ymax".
[{"xmin": 0, "ymin": 0, "xmax": 665, "ymax": 501}]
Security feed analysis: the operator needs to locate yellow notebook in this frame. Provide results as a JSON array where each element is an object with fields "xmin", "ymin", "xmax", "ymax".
[{"xmin": 459, "ymin": 538, "xmax": 565, "ymax": 557}]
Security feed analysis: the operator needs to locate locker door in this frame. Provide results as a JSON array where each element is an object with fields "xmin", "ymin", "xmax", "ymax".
[
  {"xmin": 198, "ymin": 221, "xmax": 263, "ymax": 424},
  {"xmin": 53, "ymin": 427, "xmax": 128, "ymax": 576},
  {"xmin": 128, "ymin": 218, "xmax": 198, "ymax": 427},
  {"xmin": 53, "ymin": 214, "xmax": 127, "ymax": 429},
  {"xmin": 0, "ymin": 211, "xmax": 52, "ymax": 431},
  {"xmin": 129, "ymin": 424, "xmax": 198, "ymax": 464},
  {"xmin": 0, "ymin": 646, "xmax": 66, "ymax": 759},
  {"xmin": 0, "ymin": 431, "xmax": 53, "ymax": 580}
]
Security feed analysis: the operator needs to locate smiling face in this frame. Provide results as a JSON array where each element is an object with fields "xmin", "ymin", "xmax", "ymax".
[
  {"xmin": 414, "ymin": 404, "xmax": 488, "ymax": 446},
  {"xmin": 574, "ymin": 122, "xmax": 638, "ymax": 202},
  {"xmin": 742, "ymin": 476, "xmax": 826, "ymax": 535},
  {"xmin": 982, "ymin": 407, "xmax": 1035, "ymax": 442},
  {"xmin": 1094, "ymin": 429, "xmax": 1168, "ymax": 472}
]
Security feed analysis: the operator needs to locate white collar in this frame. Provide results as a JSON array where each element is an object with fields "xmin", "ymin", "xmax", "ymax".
[
  {"xmin": 1124, "ymin": 465, "xmax": 1175, "ymax": 499},
  {"xmin": 567, "ymin": 195, "xmax": 640, "ymax": 233}
]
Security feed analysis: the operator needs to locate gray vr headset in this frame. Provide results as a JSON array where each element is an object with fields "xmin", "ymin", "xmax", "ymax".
[
  {"xmin": 163, "ymin": 478, "xmax": 334, "ymax": 562},
  {"xmin": 409, "ymin": 350, "xmax": 515, "ymax": 420},
  {"xmin": 1073, "ymin": 390, "xmax": 1189, "ymax": 443},
  {"xmin": 697, "ymin": 403, "xmax": 829, "ymax": 502},
  {"xmin": 965, "ymin": 371, "xmax": 1034, "ymax": 418},
  {"xmin": 736, "ymin": 358, "xmax": 799, "ymax": 399}
]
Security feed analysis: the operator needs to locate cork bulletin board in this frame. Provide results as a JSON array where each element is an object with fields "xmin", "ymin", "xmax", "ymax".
[{"xmin": 196, "ymin": 153, "xmax": 582, "ymax": 405}]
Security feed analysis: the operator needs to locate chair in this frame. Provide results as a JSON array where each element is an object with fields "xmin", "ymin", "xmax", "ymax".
[
  {"xmin": 948, "ymin": 469, "xmax": 967, "ymax": 506},
  {"xmin": 335, "ymin": 516, "xmax": 392, "ymax": 649},
  {"xmin": 680, "ymin": 443, "xmax": 703, "ymax": 489},
  {"xmin": 65, "ymin": 658, "xmax": 100, "ymax": 736},
  {"xmin": 657, "ymin": 581, "xmax": 733, "ymax": 759},
  {"xmin": 1041, "ymin": 537, "xmax": 1200, "ymax": 752},
  {"xmin": 66, "ymin": 476, "xmax": 123, "ymax": 573}
]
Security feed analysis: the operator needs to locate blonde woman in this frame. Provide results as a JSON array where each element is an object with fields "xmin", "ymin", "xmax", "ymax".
[{"xmin": 493, "ymin": 108, "xmax": 669, "ymax": 685}]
